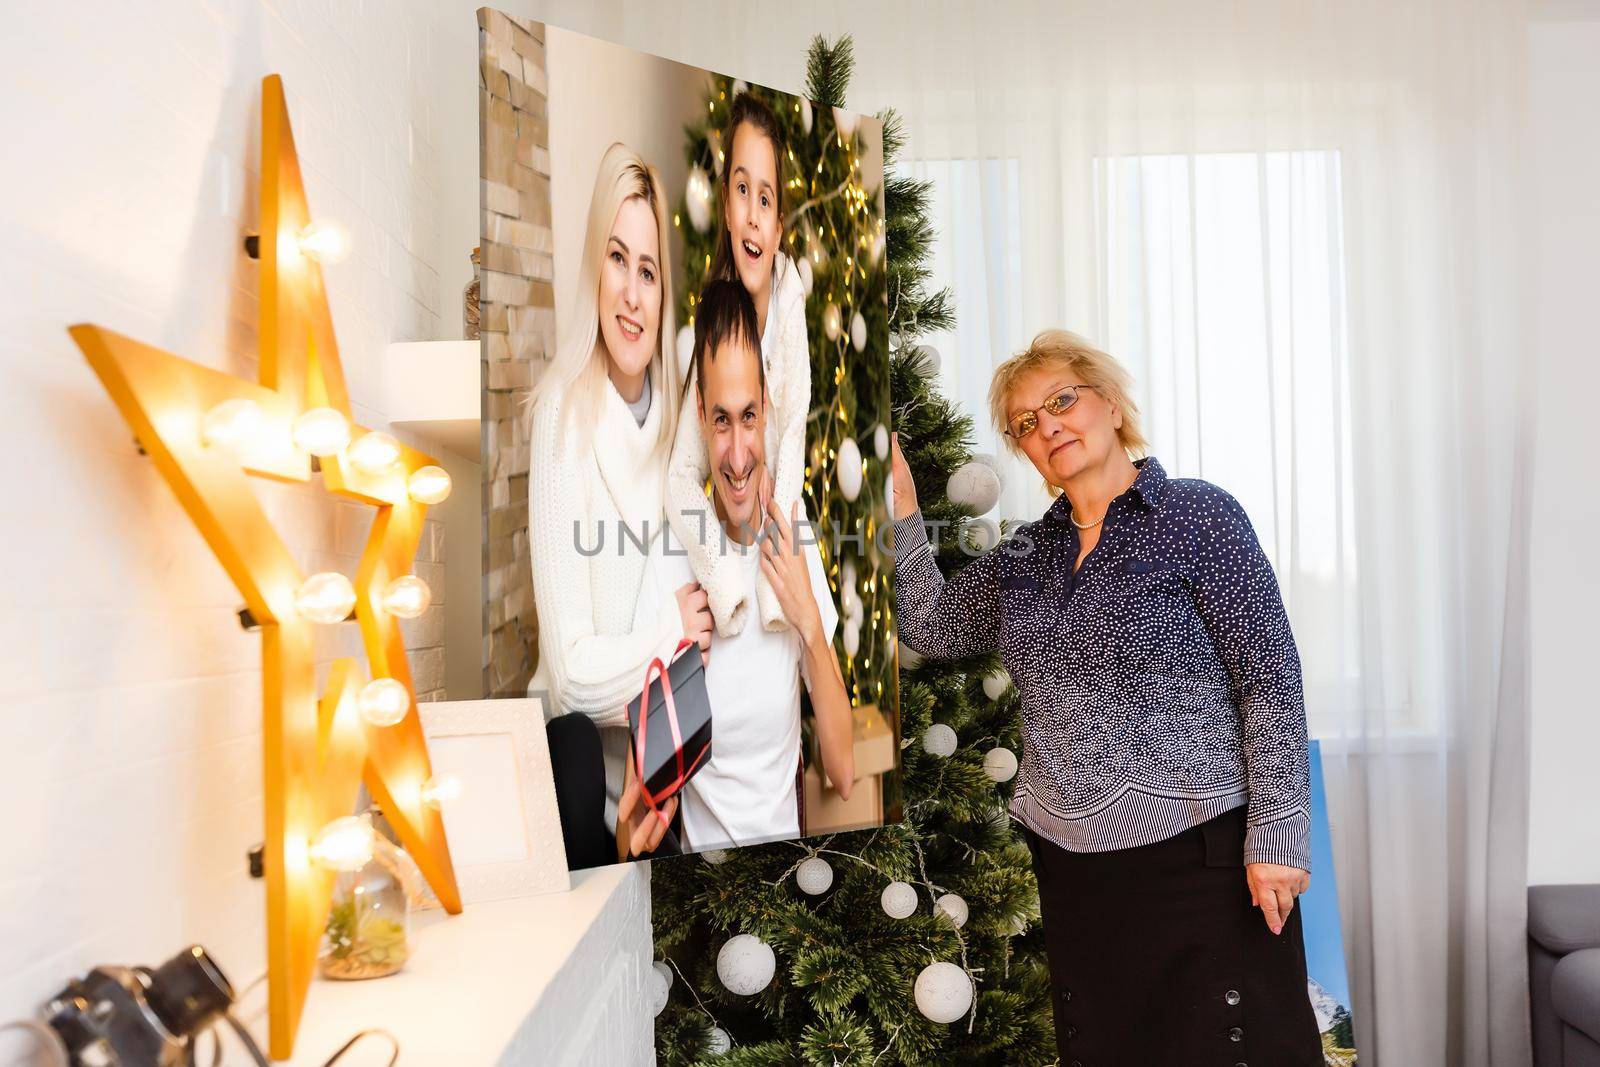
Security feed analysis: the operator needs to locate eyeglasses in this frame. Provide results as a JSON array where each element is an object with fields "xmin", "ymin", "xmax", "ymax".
[{"xmin": 1003, "ymin": 384, "xmax": 1094, "ymax": 439}]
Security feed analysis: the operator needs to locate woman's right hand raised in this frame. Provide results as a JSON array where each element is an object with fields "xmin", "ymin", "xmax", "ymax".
[
  {"xmin": 890, "ymin": 432, "xmax": 920, "ymax": 521},
  {"xmin": 675, "ymin": 580, "xmax": 712, "ymax": 665}
]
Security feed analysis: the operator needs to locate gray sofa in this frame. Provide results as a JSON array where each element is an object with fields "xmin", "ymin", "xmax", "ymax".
[{"xmin": 1530, "ymin": 884, "xmax": 1600, "ymax": 1066}]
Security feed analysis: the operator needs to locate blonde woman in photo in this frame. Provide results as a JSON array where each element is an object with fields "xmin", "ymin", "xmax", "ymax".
[{"xmin": 527, "ymin": 142, "xmax": 713, "ymax": 867}]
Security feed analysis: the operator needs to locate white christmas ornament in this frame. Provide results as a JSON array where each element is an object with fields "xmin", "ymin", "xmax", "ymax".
[
  {"xmin": 732, "ymin": 79, "xmax": 748, "ymax": 97},
  {"xmin": 823, "ymin": 302, "xmax": 843, "ymax": 341},
  {"xmin": 969, "ymin": 452, "xmax": 1006, "ymax": 487},
  {"xmin": 717, "ymin": 934, "xmax": 776, "ymax": 996},
  {"xmin": 922, "ymin": 723, "xmax": 958, "ymax": 758},
  {"xmin": 947, "ymin": 461, "xmax": 1002, "ymax": 515},
  {"xmin": 650, "ymin": 961, "xmax": 672, "ymax": 1015},
  {"xmin": 914, "ymin": 961, "xmax": 975, "ymax": 1024},
  {"xmin": 981, "ymin": 668, "xmax": 1012, "ymax": 702},
  {"xmin": 797, "ymin": 255, "xmax": 814, "ymax": 296},
  {"xmin": 871, "ymin": 226, "xmax": 885, "ymax": 265},
  {"xmin": 702, "ymin": 849, "xmax": 728, "ymax": 865},
  {"xmin": 983, "ymin": 746, "xmax": 1019, "ymax": 783},
  {"xmin": 850, "ymin": 310, "xmax": 867, "ymax": 353},
  {"xmin": 686, "ymin": 165, "xmax": 713, "ymax": 233},
  {"xmin": 707, "ymin": 1027, "xmax": 732, "ymax": 1055},
  {"xmin": 881, "ymin": 881, "xmax": 918, "ymax": 920},
  {"xmin": 796, "ymin": 856, "xmax": 834, "ymax": 895},
  {"xmin": 843, "ymin": 619, "xmax": 861, "ymax": 658},
  {"xmin": 677, "ymin": 324, "xmax": 695, "ymax": 382},
  {"xmin": 833, "ymin": 107, "xmax": 860, "ymax": 141},
  {"xmin": 840, "ymin": 558, "xmax": 858, "ymax": 613},
  {"xmin": 965, "ymin": 518, "xmax": 1001, "ymax": 553},
  {"xmin": 934, "ymin": 893, "xmax": 969, "ymax": 929},
  {"xmin": 836, "ymin": 436, "xmax": 862, "ymax": 501},
  {"xmin": 873, "ymin": 423, "xmax": 890, "ymax": 461},
  {"xmin": 914, "ymin": 344, "xmax": 941, "ymax": 376},
  {"xmin": 800, "ymin": 98, "xmax": 813, "ymax": 134}
]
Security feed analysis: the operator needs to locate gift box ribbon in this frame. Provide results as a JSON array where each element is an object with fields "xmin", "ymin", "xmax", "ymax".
[{"xmin": 633, "ymin": 638, "xmax": 710, "ymax": 823}]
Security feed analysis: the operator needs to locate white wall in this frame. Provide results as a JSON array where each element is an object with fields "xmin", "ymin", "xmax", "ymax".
[
  {"xmin": 1526, "ymin": 7, "xmax": 1600, "ymax": 887},
  {"xmin": 0, "ymin": 0, "xmax": 514, "ymax": 1056},
  {"xmin": 545, "ymin": 25, "xmax": 708, "ymax": 352}
]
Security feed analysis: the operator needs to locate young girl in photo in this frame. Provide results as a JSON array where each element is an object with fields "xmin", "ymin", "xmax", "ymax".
[{"xmin": 668, "ymin": 91, "xmax": 812, "ymax": 637}]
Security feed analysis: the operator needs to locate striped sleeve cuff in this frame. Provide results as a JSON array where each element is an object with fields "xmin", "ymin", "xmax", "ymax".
[
  {"xmin": 1242, "ymin": 810, "xmax": 1312, "ymax": 872},
  {"xmin": 892, "ymin": 510, "xmax": 933, "ymax": 564}
]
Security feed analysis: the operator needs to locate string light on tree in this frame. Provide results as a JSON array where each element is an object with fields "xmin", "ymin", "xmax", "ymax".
[
  {"xmin": 880, "ymin": 881, "xmax": 918, "ymax": 919},
  {"xmin": 914, "ymin": 962, "xmax": 975, "ymax": 1024},
  {"xmin": 795, "ymin": 856, "xmax": 834, "ymax": 895},
  {"xmin": 716, "ymin": 935, "xmax": 775, "ymax": 996},
  {"xmin": 922, "ymin": 723, "xmax": 958, "ymax": 758},
  {"xmin": 983, "ymin": 746, "xmax": 1019, "ymax": 783},
  {"xmin": 934, "ymin": 893, "xmax": 969, "ymax": 929}
]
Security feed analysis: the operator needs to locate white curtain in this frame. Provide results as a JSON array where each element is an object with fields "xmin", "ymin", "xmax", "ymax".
[{"xmin": 531, "ymin": 2, "xmax": 1535, "ymax": 1062}]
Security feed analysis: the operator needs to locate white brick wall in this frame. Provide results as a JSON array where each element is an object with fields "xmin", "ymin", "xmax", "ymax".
[{"xmin": 0, "ymin": 0, "xmax": 574, "ymax": 1058}]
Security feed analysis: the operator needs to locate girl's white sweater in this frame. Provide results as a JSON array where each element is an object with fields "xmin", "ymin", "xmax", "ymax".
[
  {"xmin": 666, "ymin": 250, "xmax": 811, "ymax": 636},
  {"xmin": 526, "ymin": 373, "xmax": 683, "ymax": 827}
]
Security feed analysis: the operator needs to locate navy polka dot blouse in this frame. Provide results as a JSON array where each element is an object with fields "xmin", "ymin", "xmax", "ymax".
[{"xmin": 894, "ymin": 456, "xmax": 1312, "ymax": 871}]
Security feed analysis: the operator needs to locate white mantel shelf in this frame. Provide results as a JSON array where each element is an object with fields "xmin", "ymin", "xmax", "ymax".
[
  {"xmin": 283, "ymin": 865, "xmax": 654, "ymax": 1066},
  {"xmin": 383, "ymin": 340, "xmax": 481, "ymax": 462}
]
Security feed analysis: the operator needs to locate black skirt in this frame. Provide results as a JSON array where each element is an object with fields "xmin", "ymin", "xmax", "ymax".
[{"xmin": 1024, "ymin": 804, "xmax": 1324, "ymax": 1066}]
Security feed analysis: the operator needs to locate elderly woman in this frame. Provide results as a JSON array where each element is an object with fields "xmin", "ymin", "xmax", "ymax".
[{"xmin": 890, "ymin": 329, "xmax": 1323, "ymax": 1064}]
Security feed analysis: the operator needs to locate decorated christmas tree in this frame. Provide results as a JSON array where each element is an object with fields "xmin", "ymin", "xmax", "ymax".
[{"xmin": 650, "ymin": 37, "xmax": 1057, "ymax": 1065}]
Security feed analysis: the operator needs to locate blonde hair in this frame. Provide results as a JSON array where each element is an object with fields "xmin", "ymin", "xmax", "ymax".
[
  {"xmin": 989, "ymin": 329, "xmax": 1148, "ymax": 465},
  {"xmin": 528, "ymin": 143, "xmax": 679, "ymax": 460}
]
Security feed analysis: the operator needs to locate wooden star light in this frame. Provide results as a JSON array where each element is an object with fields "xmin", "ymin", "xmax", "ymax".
[{"xmin": 69, "ymin": 75, "xmax": 460, "ymax": 1059}]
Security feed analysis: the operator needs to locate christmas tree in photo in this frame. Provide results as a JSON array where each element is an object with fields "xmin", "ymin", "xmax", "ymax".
[{"xmin": 650, "ymin": 37, "xmax": 1056, "ymax": 1066}]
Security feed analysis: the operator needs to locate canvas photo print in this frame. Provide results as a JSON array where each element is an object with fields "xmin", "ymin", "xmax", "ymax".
[{"xmin": 478, "ymin": 13, "xmax": 897, "ymax": 871}]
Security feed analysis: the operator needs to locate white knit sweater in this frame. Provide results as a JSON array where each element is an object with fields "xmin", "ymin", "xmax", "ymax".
[
  {"xmin": 666, "ymin": 250, "xmax": 811, "ymax": 636},
  {"xmin": 527, "ymin": 374, "xmax": 683, "ymax": 827}
]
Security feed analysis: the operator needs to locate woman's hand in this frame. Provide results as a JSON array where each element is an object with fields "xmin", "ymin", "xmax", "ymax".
[
  {"xmin": 1246, "ymin": 862, "xmax": 1311, "ymax": 935},
  {"xmin": 675, "ymin": 580, "xmax": 712, "ymax": 666},
  {"xmin": 617, "ymin": 752, "xmax": 677, "ymax": 859},
  {"xmin": 889, "ymin": 432, "xmax": 919, "ymax": 521},
  {"xmin": 758, "ymin": 491, "xmax": 822, "ymax": 646}
]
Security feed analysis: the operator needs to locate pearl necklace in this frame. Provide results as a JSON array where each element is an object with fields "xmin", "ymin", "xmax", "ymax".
[{"xmin": 1069, "ymin": 510, "xmax": 1104, "ymax": 530}]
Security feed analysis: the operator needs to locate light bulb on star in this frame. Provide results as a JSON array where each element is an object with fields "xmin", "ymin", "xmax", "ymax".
[
  {"xmin": 294, "ymin": 572, "xmax": 356, "ymax": 624},
  {"xmin": 201, "ymin": 398, "xmax": 265, "ymax": 453},
  {"xmin": 420, "ymin": 773, "xmax": 461, "ymax": 809},
  {"xmin": 296, "ymin": 221, "xmax": 350, "ymax": 264},
  {"xmin": 381, "ymin": 575, "xmax": 431, "ymax": 619},
  {"xmin": 291, "ymin": 406, "xmax": 350, "ymax": 457},
  {"xmin": 357, "ymin": 677, "xmax": 410, "ymax": 727},
  {"xmin": 407, "ymin": 465, "xmax": 451, "ymax": 505},
  {"xmin": 346, "ymin": 430, "xmax": 401, "ymax": 475},
  {"xmin": 308, "ymin": 815, "xmax": 375, "ymax": 872}
]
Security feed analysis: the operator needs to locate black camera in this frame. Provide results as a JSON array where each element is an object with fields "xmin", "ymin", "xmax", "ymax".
[{"xmin": 43, "ymin": 945, "xmax": 235, "ymax": 1066}]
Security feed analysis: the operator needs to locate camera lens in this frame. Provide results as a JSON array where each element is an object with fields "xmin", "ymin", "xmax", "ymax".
[{"xmin": 143, "ymin": 945, "xmax": 234, "ymax": 1038}]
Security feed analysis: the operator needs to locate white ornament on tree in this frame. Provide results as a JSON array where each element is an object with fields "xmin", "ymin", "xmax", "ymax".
[
  {"xmin": 934, "ymin": 893, "xmax": 969, "ymax": 929},
  {"xmin": 707, "ymin": 1027, "xmax": 732, "ymax": 1055},
  {"xmin": 676, "ymin": 324, "xmax": 695, "ymax": 384},
  {"xmin": 969, "ymin": 452, "xmax": 1006, "ymax": 487},
  {"xmin": 965, "ymin": 517, "xmax": 1001, "ymax": 553},
  {"xmin": 686, "ymin": 165, "xmax": 713, "ymax": 233},
  {"xmin": 946, "ymin": 460, "xmax": 1002, "ymax": 515},
  {"xmin": 880, "ymin": 880, "xmax": 918, "ymax": 920},
  {"xmin": 836, "ymin": 436, "xmax": 862, "ymax": 501},
  {"xmin": 716, "ymin": 934, "xmax": 776, "ymax": 996},
  {"xmin": 922, "ymin": 723, "xmax": 957, "ymax": 758},
  {"xmin": 842, "ymin": 618, "xmax": 861, "ymax": 658},
  {"xmin": 833, "ymin": 107, "xmax": 860, "ymax": 141},
  {"xmin": 796, "ymin": 856, "xmax": 834, "ymax": 895},
  {"xmin": 800, "ymin": 97, "xmax": 814, "ymax": 133},
  {"xmin": 702, "ymin": 849, "xmax": 728, "ymax": 865},
  {"xmin": 732, "ymin": 79, "xmax": 748, "ymax": 96},
  {"xmin": 873, "ymin": 423, "xmax": 889, "ymax": 461},
  {"xmin": 914, "ymin": 961, "xmax": 975, "ymax": 1024},
  {"xmin": 983, "ymin": 746, "xmax": 1019, "ymax": 783},
  {"xmin": 913, "ymin": 343, "xmax": 941, "ymax": 376},
  {"xmin": 850, "ymin": 310, "xmax": 867, "ymax": 353},
  {"xmin": 823, "ymin": 301, "xmax": 843, "ymax": 341},
  {"xmin": 650, "ymin": 961, "xmax": 673, "ymax": 1016},
  {"xmin": 798, "ymin": 255, "xmax": 814, "ymax": 295},
  {"xmin": 981, "ymin": 667, "xmax": 1012, "ymax": 702}
]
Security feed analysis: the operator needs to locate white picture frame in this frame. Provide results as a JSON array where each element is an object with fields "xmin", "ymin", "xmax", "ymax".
[{"xmin": 416, "ymin": 696, "xmax": 570, "ymax": 902}]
